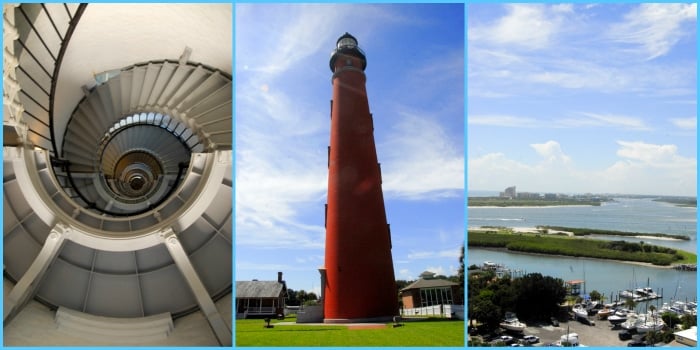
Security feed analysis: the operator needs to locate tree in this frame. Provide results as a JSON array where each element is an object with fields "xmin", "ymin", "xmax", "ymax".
[
  {"xmin": 513, "ymin": 273, "xmax": 566, "ymax": 321},
  {"xmin": 681, "ymin": 314, "xmax": 697, "ymax": 329},
  {"xmin": 470, "ymin": 290, "xmax": 502, "ymax": 329},
  {"xmin": 624, "ymin": 298, "xmax": 637, "ymax": 312},
  {"xmin": 456, "ymin": 243, "xmax": 465, "ymax": 305},
  {"xmin": 286, "ymin": 289, "xmax": 298, "ymax": 306},
  {"xmin": 589, "ymin": 290, "xmax": 602, "ymax": 301},
  {"xmin": 661, "ymin": 312, "xmax": 681, "ymax": 330}
]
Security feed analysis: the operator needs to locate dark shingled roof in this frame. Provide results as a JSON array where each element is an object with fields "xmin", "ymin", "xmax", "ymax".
[
  {"xmin": 400, "ymin": 278, "xmax": 458, "ymax": 292},
  {"xmin": 236, "ymin": 281, "xmax": 285, "ymax": 298}
]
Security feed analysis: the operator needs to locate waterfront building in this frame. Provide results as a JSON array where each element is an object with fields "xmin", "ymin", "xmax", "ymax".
[
  {"xmin": 500, "ymin": 186, "xmax": 516, "ymax": 199},
  {"xmin": 322, "ymin": 32, "xmax": 398, "ymax": 323}
]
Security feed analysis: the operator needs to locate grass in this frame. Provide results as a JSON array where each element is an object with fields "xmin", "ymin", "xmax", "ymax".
[
  {"xmin": 468, "ymin": 229, "xmax": 697, "ymax": 266},
  {"xmin": 235, "ymin": 317, "xmax": 465, "ymax": 347}
]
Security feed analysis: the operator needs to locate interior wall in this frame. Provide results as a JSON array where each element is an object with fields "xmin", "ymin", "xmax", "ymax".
[{"xmin": 3, "ymin": 278, "xmax": 232, "ymax": 346}]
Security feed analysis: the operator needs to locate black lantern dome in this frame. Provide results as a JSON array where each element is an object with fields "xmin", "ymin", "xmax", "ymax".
[{"xmin": 329, "ymin": 32, "xmax": 367, "ymax": 72}]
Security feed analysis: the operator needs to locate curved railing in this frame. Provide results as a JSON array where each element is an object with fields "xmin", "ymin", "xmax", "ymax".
[
  {"xmin": 10, "ymin": 3, "xmax": 87, "ymax": 155},
  {"xmin": 54, "ymin": 60, "xmax": 231, "ymax": 216}
]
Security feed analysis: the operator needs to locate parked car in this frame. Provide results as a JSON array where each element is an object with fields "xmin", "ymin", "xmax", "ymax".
[
  {"xmin": 523, "ymin": 335, "xmax": 540, "ymax": 344},
  {"xmin": 619, "ymin": 330, "xmax": 633, "ymax": 340},
  {"xmin": 627, "ymin": 340, "xmax": 645, "ymax": 347},
  {"xmin": 500, "ymin": 335, "xmax": 515, "ymax": 345}
]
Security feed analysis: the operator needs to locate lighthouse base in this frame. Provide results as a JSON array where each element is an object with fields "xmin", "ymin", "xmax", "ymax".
[{"xmin": 323, "ymin": 315, "xmax": 394, "ymax": 324}]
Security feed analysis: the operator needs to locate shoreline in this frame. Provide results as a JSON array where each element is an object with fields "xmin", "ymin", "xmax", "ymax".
[
  {"xmin": 469, "ymin": 246, "xmax": 678, "ymax": 270},
  {"xmin": 468, "ymin": 226, "xmax": 688, "ymax": 242},
  {"xmin": 468, "ymin": 205, "xmax": 595, "ymax": 209}
]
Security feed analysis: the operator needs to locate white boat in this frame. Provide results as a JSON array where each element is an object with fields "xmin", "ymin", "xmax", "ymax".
[
  {"xmin": 608, "ymin": 314, "xmax": 627, "ymax": 325},
  {"xmin": 500, "ymin": 312, "xmax": 526, "ymax": 332},
  {"xmin": 559, "ymin": 333, "xmax": 579, "ymax": 346},
  {"xmin": 572, "ymin": 304, "xmax": 588, "ymax": 319},
  {"xmin": 637, "ymin": 314, "xmax": 665, "ymax": 333},
  {"xmin": 620, "ymin": 314, "xmax": 643, "ymax": 331}
]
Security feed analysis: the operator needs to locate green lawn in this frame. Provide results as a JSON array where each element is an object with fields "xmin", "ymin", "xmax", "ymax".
[{"xmin": 235, "ymin": 317, "xmax": 465, "ymax": 347}]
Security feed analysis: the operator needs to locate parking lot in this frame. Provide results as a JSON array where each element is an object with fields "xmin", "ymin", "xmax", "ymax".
[{"xmin": 473, "ymin": 318, "xmax": 687, "ymax": 347}]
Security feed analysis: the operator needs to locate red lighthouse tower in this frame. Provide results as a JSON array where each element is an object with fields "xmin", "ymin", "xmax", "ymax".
[{"xmin": 322, "ymin": 33, "xmax": 398, "ymax": 323}]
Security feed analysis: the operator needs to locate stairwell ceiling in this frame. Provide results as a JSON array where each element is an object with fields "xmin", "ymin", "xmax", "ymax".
[{"xmin": 53, "ymin": 3, "xmax": 232, "ymax": 154}]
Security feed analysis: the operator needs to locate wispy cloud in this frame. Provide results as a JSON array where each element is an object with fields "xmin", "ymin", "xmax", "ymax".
[
  {"xmin": 670, "ymin": 117, "xmax": 697, "ymax": 130},
  {"xmin": 380, "ymin": 112, "xmax": 464, "ymax": 199},
  {"xmin": 468, "ymin": 4, "xmax": 696, "ymax": 97},
  {"xmin": 469, "ymin": 4, "xmax": 567, "ymax": 50},
  {"xmin": 468, "ymin": 115, "xmax": 539, "ymax": 128},
  {"xmin": 469, "ymin": 113, "xmax": 651, "ymax": 131},
  {"xmin": 576, "ymin": 112, "xmax": 652, "ymax": 131},
  {"xmin": 607, "ymin": 3, "xmax": 697, "ymax": 60},
  {"xmin": 408, "ymin": 248, "xmax": 462, "ymax": 260}
]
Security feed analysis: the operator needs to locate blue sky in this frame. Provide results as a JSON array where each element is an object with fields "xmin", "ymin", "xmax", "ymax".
[
  {"xmin": 235, "ymin": 4, "xmax": 464, "ymax": 293},
  {"xmin": 468, "ymin": 4, "xmax": 697, "ymax": 197}
]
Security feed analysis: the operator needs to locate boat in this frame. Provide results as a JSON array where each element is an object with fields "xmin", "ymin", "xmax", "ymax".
[
  {"xmin": 597, "ymin": 307, "xmax": 613, "ymax": 320},
  {"xmin": 620, "ymin": 314, "xmax": 644, "ymax": 331},
  {"xmin": 608, "ymin": 314, "xmax": 627, "ymax": 326},
  {"xmin": 661, "ymin": 300, "xmax": 697, "ymax": 316},
  {"xmin": 559, "ymin": 332, "xmax": 579, "ymax": 346},
  {"xmin": 500, "ymin": 312, "xmax": 526, "ymax": 332},
  {"xmin": 572, "ymin": 304, "xmax": 588, "ymax": 319},
  {"xmin": 620, "ymin": 289, "xmax": 642, "ymax": 300},
  {"xmin": 637, "ymin": 313, "xmax": 665, "ymax": 333}
]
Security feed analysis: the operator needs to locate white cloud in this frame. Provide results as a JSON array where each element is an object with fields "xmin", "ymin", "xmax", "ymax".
[
  {"xmin": 608, "ymin": 4, "xmax": 697, "ymax": 60},
  {"xmin": 468, "ymin": 4, "xmax": 696, "ymax": 97},
  {"xmin": 425, "ymin": 265, "xmax": 459, "ymax": 277},
  {"xmin": 470, "ymin": 4, "xmax": 565, "ymax": 50},
  {"xmin": 407, "ymin": 248, "xmax": 462, "ymax": 260},
  {"xmin": 380, "ymin": 113, "xmax": 464, "ymax": 199},
  {"xmin": 530, "ymin": 141, "xmax": 571, "ymax": 164},
  {"xmin": 615, "ymin": 141, "xmax": 691, "ymax": 166},
  {"xmin": 469, "ymin": 113, "xmax": 651, "ymax": 131},
  {"xmin": 670, "ymin": 117, "xmax": 697, "ymax": 130},
  {"xmin": 468, "ymin": 141, "xmax": 696, "ymax": 196},
  {"xmin": 468, "ymin": 115, "xmax": 538, "ymax": 128},
  {"xmin": 578, "ymin": 112, "xmax": 651, "ymax": 131}
]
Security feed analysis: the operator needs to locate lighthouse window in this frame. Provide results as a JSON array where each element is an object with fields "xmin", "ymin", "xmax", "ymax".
[
  {"xmin": 345, "ymin": 59, "xmax": 352, "ymax": 66},
  {"xmin": 338, "ymin": 37, "xmax": 356, "ymax": 48}
]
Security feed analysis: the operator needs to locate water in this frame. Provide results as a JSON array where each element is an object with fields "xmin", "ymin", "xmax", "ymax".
[
  {"xmin": 468, "ymin": 198, "xmax": 697, "ymax": 253},
  {"xmin": 468, "ymin": 248, "xmax": 697, "ymax": 305},
  {"xmin": 467, "ymin": 197, "xmax": 697, "ymax": 306}
]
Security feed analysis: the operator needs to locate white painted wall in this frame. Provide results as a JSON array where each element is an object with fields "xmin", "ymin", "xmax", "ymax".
[
  {"xmin": 4, "ymin": 278, "xmax": 232, "ymax": 346},
  {"xmin": 53, "ymin": 3, "xmax": 232, "ymax": 152}
]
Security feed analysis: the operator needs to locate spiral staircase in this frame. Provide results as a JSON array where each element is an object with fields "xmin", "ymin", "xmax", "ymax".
[{"xmin": 3, "ymin": 3, "xmax": 232, "ymax": 346}]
